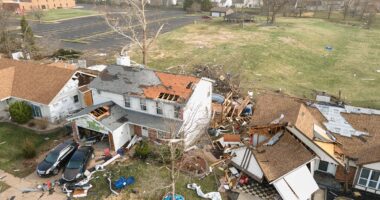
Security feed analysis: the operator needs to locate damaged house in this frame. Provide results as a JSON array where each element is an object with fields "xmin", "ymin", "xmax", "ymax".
[
  {"xmin": 0, "ymin": 59, "xmax": 95, "ymax": 123},
  {"xmin": 67, "ymin": 56, "xmax": 214, "ymax": 151},
  {"xmin": 230, "ymin": 126, "xmax": 320, "ymax": 200},
  {"xmin": 249, "ymin": 93, "xmax": 380, "ymax": 197}
]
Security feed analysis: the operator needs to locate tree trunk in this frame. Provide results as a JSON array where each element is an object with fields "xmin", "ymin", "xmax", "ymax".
[
  {"xmin": 171, "ymin": 143, "xmax": 176, "ymax": 200},
  {"xmin": 328, "ymin": 6, "xmax": 332, "ymax": 19}
]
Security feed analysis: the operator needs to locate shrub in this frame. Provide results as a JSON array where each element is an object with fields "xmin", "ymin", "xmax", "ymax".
[
  {"xmin": 21, "ymin": 140, "xmax": 37, "ymax": 159},
  {"xmin": 9, "ymin": 101, "xmax": 33, "ymax": 124},
  {"xmin": 134, "ymin": 141, "xmax": 151, "ymax": 159}
]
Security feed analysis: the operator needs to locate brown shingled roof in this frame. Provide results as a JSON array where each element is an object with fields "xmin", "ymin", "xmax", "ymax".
[
  {"xmin": 253, "ymin": 130, "xmax": 315, "ymax": 182},
  {"xmin": 334, "ymin": 113, "xmax": 380, "ymax": 165},
  {"xmin": 0, "ymin": 59, "xmax": 75, "ymax": 104},
  {"xmin": 143, "ymin": 72, "xmax": 200, "ymax": 103}
]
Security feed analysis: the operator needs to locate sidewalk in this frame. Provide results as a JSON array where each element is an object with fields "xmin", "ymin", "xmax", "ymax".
[{"xmin": 0, "ymin": 170, "xmax": 66, "ymax": 200}]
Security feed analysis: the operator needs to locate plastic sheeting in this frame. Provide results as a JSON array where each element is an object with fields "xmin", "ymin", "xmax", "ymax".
[{"xmin": 187, "ymin": 183, "xmax": 222, "ymax": 200}]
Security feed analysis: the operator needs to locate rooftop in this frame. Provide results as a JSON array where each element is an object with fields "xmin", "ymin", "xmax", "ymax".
[
  {"xmin": 69, "ymin": 102, "xmax": 183, "ymax": 133},
  {"xmin": 253, "ymin": 128, "xmax": 315, "ymax": 182},
  {"xmin": 0, "ymin": 58, "xmax": 75, "ymax": 104},
  {"xmin": 89, "ymin": 65, "xmax": 200, "ymax": 103}
]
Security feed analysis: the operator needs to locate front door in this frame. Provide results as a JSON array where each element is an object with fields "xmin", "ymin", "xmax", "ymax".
[{"xmin": 142, "ymin": 127, "xmax": 149, "ymax": 137}]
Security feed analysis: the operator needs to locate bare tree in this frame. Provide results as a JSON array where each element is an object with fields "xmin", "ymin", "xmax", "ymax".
[
  {"xmin": 31, "ymin": 9, "xmax": 45, "ymax": 23},
  {"xmin": 102, "ymin": 0, "xmax": 164, "ymax": 65},
  {"xmin": 0, "ymin": 8, "xmax": 20, "ymax": 56},
  {"xmin": 265, "ymin": 0, "xmax": 290, "ymax": 24}
]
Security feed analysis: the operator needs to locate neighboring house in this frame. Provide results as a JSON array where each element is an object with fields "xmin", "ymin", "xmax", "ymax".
[
  {"xmin": 0, "ymin": 59, "xmax": 96, "ymax": 123},
  {"xmin": 212, "ymin": 0, "xmax": 262, "ymax": 8},
  {"xmin": 67, "ymin": 56, "xmax": 213, "ymax": 151},
  {"xmin": 231, "ymin": 126, "xmax": 319, "ymax": 200},
  {"xmin": 210, "ymin": 7, "xmax": 234, "ymax": 17},
  {"xmin": 250, "ymin": 93, "xmax": 380, "ymax": 196},
  {"xmin": 2, "ymin": 0, "xmax": 75, "ymax": 12}
]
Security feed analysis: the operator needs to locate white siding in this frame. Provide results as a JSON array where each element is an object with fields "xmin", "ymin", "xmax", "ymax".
[
  {"xmin": 181, "ymin": 78, "xmax": 213, "ymax": 146},
  {"xmin": 231, "ymin": 147, "xmax": 264, "ymax": 180},
  {"xmin": 92, "ymin": 89, "xmax": 124, "ymax": 108},
  {"xmin": 364, "ymin": 162, "xmax": 380, "ymax": 171},
  {"xmin": 112, "ymin": 124, "xmax": 131, "ymax": 150},
  {"xmin": 314, "ymin": 159, "xmax": 338, "ymax": 175}
]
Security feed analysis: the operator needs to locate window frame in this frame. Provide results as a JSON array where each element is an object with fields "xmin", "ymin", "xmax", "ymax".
[
  {"xmin": 357, "ymin": 168, "xmax": 380, "ymax": 190},
  {"xmin": 140, "ymin": 98, "xmax": 147, "ymax": 111},
  {"xmin": 174, "ymin": 105, "xmax": 181, "ymax": 119},
  {"xmin": 125, "ymin": 96, "xmax": 131, "ymax": 108},
  {"xmin": 156, "ymin": 102, "xmax": 163, "ymax": 115},
  {"xmin": 73, "ymin": 95, "xmax": 79, "ymax": 103},
  {"xmin": 318, "ymin": 160, "xmax": 329, "ymax": 172}
]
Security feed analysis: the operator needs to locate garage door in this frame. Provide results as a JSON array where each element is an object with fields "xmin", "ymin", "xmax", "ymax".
[{"xmin": 273, "ymin": 166, "xmax": 319, "ymax": 200}]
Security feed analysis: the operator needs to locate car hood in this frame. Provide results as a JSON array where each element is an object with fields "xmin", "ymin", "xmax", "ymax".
[
  {"xmin": 63, "ymin": 168, "xmax": 80, "ymax": 181},
  {"xmin": 37, "ymin": 160, "xmax": 53, "ymax": 172}
]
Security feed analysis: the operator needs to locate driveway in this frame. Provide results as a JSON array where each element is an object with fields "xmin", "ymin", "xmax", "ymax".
[{"xmin": 0, "ymin": 170, "xmax": 66, "ymax": 200}]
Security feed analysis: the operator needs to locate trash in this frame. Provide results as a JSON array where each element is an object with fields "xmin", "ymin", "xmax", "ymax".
[
  {"xmin": 44, "ymin": 137, "xmax": 50, "ymax": 140},
  {"xmin": 21, "ymin": 188, "xmax": 39, "ymax": 193},
  {"xmin": 325, "ymin": 46, "xmax": 333, "ymax": 51},
  {"xmin": 163, "ymin": 193, "xmax": 185, "ymax": 200},
  {"xmin": 114, "ymin": 176, "xmax": 135, "ymax": 190},
  {"xmin": 0, "ymin": 141, "xmax": 6, "ymax": 145},
  {"xmin": 107, "ymin": 176, "xmax": 119, "ymax": 196},
  {"xmin": 0, "ymin": 175, "xmax": 6, "ymax": 179},
  {"xmin": 187, "ymin": 183, "xmax": 222, "ymax": 200},
  {"xmin": 212, "ymin": 93, "xmax": 225, "ymax": 104},
  {"xmin": 13, "ymin": 169, "xmax": 20, "ymax": 172}
]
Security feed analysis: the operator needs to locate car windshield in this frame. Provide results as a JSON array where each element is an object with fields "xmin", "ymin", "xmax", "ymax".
[
  {"xmin": 66, "ymin": 160, "xmax": 82, "ymax": 169},
  {"xmin": 45, "ymin": 152, "xmax": 59, "ymax": 164}
]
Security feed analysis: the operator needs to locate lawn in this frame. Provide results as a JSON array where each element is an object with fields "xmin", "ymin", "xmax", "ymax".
[
  {"xmin": 0, "ymin": 181, "xmax": 10, "ymax": 193},
  {"xmin": 131, "ymin": 16, "xmax": 380, "ymax": 109},
  {"xmin": 87, "ymin": 160, "xmax": 222, "ymax": 200},
  {"xmin": 0, "ymin": 122, "xmax": 66, "ymax": 177},
  {"xmin": 28, "ymin": 8, "xmax": 98, "ymax": 22}
]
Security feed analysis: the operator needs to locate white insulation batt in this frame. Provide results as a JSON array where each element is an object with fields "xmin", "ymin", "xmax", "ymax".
[{"xmin": 273, "ymin": 166, "xmax": 319, "ymax": 200}]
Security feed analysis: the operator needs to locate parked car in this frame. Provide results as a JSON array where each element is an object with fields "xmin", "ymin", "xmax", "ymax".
[
  {"xmin": 62, "ymin": 146, "xmax": 94, "ymax": 182},
  {"xmin": 36, "ymin": 140, "xmax": 78, "ymax": 177}
]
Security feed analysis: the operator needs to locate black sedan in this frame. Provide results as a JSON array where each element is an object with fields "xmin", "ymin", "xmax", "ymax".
[
  {"xmin": 62, "ymin": 146, "xmax": 94, "ymax": 182},
  {"xmin": 36, "ymin": 140, "xmax": 78, "ymax": 177}
]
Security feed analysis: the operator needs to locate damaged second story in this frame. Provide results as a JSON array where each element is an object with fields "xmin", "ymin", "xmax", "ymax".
[{"xmin": 68, "ymin": 56, "xmax": 214, "ymax": 151}]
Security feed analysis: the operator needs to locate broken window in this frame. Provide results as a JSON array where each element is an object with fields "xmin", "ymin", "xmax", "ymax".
[
  {"xmin": 140, "ymin": 98, "xmax": 147, "ymax": 111},
  {"xmin": 156, "ymin": 102, "xmax": 163, "ymax": 115}
]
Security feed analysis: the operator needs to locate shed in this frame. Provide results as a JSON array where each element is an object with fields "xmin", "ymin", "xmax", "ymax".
[{"xmin": 210, "ymin": 7, "xmax": 234, "ymax": 17}]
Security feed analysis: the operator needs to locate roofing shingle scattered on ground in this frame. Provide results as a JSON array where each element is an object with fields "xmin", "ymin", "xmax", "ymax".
[
  {"xmin": 254, "ymin": 129, "xmax": 315, "ymax": 182},
  {"xmin": 0, "ymin": 58, "xmax": 75, "ymax": 104}
]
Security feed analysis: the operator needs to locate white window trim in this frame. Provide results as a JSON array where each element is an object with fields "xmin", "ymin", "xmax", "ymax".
[{"xmin": 357, "ymin": 168, "xmax": 380, "ymax": 190}]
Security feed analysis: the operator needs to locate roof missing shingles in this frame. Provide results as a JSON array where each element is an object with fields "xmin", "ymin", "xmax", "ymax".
[{"xmin": 89, "ymin": 65, "xmax": 200, "ymax": 103}]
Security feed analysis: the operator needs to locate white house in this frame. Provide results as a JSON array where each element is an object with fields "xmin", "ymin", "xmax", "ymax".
[
  {"xmin": 67, "ymin": 56, "xmax": 213, "ymax": 151},
  {"xmin": 0, "ymin": 59, "xmax": 96, "ymax": 123}
]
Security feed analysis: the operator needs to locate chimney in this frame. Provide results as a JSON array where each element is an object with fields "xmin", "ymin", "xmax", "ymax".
[{"xmin": 116, "ymin": 55, "xmax": 131, "ymax": 67}]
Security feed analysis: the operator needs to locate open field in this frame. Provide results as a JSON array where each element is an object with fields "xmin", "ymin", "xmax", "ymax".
[
  {"xmin": 0, "ymin": 123, "xmax": 66, "ymax": 177},
  {"xmin": 27, "ymin": 8, "xmax": 99, "ymax": 22},
  {"xmin": 88, "ymin": 160, "xmax": 221, "ymax": 200},
  {"xmin": 131, "ymin": 16, "xmax": 380, "ymax": 108}
]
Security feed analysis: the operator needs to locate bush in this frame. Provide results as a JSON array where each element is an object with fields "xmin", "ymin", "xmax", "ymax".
[
  {"xmin": 9, "ymin": 101, "xmax": 33, "ymax": 124},
  {"xmin": 21, "ymin": 140, "xmax": 37, "ymax": 159},
  {"xmin": 134, "ymin": 141, "xmax": 151, "ymax": 159},
  {"xmin": 28, "ymin": 121, "xmax": 36, "ymax": 127}
]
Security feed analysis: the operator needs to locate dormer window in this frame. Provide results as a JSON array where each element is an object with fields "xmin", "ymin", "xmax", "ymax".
[{"xmin": 140, "ymin": 98, "xmax": 147, "ymax": 111}]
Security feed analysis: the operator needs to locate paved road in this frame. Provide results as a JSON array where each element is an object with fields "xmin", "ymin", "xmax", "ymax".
[{"xmin": 18, "ymin": 9, "xmax": 199, "ymax": 54}]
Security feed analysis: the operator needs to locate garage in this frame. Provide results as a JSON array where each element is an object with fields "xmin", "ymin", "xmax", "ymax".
[{"xmin": 273, "ymin": 165, "xmax": 319, "ymax": 200}]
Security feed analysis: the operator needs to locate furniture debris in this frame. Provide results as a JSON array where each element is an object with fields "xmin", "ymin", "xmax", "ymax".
[{"xmin": 114, "ymin": 176, "xmax": 135, "ymax": 190}]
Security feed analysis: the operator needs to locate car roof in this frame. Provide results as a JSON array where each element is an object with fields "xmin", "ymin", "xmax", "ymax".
[
  {"xmin": 51, "ymin": 140, "xmax": 75, "ymax": 153},
  {"xmin": 70, "ymin": 146, "xmax": 92, "ymax": 160}
]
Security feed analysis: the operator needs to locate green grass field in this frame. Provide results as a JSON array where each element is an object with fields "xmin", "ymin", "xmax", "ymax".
[
  {"xmin": 28, "ymin": 8, "xmax": 98, "ymax": 22},
  {"xmin": 88, "ymin": 160, "xmax": 221, "ymax": 200},
  {"xmin": 131, "ymin": 16, "xmax": 380, "ymax": 108},
  {"xmin": 0, "ymin": 123, "xmax": 65, "ymax": 177}
]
